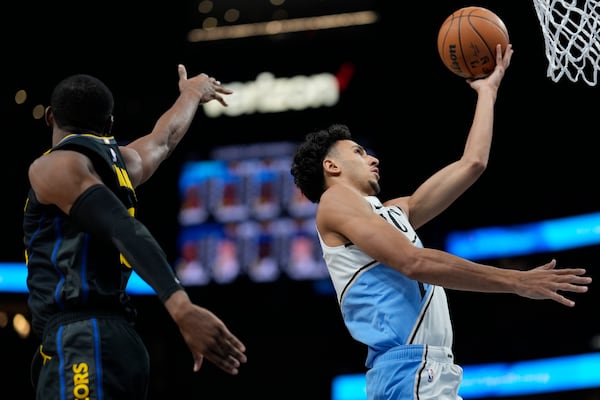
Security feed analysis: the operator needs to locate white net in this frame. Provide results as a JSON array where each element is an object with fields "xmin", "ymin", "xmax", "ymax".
[{"xmin": 533, "ymin": 0, "xmax": 600, "ymax": 85}]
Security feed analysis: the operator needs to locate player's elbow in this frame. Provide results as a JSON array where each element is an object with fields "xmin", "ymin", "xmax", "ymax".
[
  {"xmin": 462, "ymin": 157, "xmax": 488, "ymax": 179},
  {"xmin": 388, "ymin": 249, "xmax": 423, "ymax": 279}
]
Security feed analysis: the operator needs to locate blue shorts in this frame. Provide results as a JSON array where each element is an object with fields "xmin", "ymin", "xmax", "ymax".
[{"xmin": 366, "ymin": 345, "xmax": 463, "ymax": 400}]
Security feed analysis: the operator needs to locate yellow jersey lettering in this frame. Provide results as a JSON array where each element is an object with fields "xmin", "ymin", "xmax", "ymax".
[
  {"xmin": 113, "ymin": 165, "xmax": 133, "ymax": 190},
  {"xmin": 72, "ymin": 362, "xmax": 90, "ymax": 400}
]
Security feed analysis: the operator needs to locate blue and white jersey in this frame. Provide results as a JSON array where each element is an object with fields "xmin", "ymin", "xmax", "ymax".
[{"xmin": 317, "ymin": 196, "xmax": 454, "ymax": 368}]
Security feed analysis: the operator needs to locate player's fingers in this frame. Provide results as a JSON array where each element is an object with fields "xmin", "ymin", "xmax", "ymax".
[
  {"xmin": 214, "ymin": 334, "xmax": 247, "ymax": 366},
  {"xmin": 205, "ymin": 349, "xmax": 241, "ymax": 375},
  {"xmin": 560, "ymin": 280, "xmax": 591, "ymax": 291},
  {"xmin": 192, "ymin": 354, "xmax": 204, "ymax": 372},
  {"xmin": 178, "ymin": 64, "xmax": 188, "ymax": 81},
  {"xmin": 555, "ymin": 267, "xmax": 589, "ymax": 276},
  {"xmin": 553, "ymin": 294, "xmax": 575, "ymax": 307},
  {"xmin": 503, "ymin": 44, "xmax": 514, "ymax": 65},
  {"xmin": 535, "ymin": 259, "xmax": 557, "ymax": 271},
  {"xmin": 219, "ymin": 333, "xmax": 246, "ymax": 358},
  {"xmin": 215, "ymin": 86, "xmax": 233, "ymax": 95},
  {"xmin": 213, "ymin": 94, "xmax": 228, "ymax": 107},
  {"xmin": 496, "ymin": 43, "xmax": 503, "ymax": 60},
  {"xmin": 228, "ymin": 334, "xmax": 247, "ymax": 353},
  {"xmin": 572, "ymin": 274, "xmax": 592, "ymax": 284}
]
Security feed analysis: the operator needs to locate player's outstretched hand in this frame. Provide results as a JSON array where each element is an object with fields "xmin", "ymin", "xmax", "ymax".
[
  {"xmin": 515, "ymin": 259, "xmax": 591, "ymax": 307},
  {"xmin": 177, "ymin": 64, "xmax": 234, "ymax": 106},
  {"xmin": 165, "ymin": 291, "xmax": 247, "ymax": 375},
  {"xmin": 468, "ymin": 43, "xmax": 513, "ymax": 91}
]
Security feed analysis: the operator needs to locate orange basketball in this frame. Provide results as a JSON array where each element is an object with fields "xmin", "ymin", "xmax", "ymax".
[{"xmin": 437, "ymin": 6, "xmax": 509, "ymax": 79}]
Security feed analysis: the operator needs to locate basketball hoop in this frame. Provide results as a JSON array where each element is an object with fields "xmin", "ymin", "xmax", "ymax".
[{"xmin": 532, "ymin": 0, "xmax": 600, "ymax": 86}]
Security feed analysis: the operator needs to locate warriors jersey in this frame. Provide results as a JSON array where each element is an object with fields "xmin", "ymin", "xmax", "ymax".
[
  {"xmin": 24, "ymin": 134, "xmax": 138, "ymax": 338},
  {"xmin": 317, "ymin": 196, "xmax": 454, "ymax": 368}
]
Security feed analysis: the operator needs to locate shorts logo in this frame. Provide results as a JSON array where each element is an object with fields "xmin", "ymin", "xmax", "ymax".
[
  {"xmin": 72, "ymin": 362, "xmax": 90, "ymax": 400},
  {"xmin": 427, "ymin": 368, "xmax": 435, "ymax": 383}
]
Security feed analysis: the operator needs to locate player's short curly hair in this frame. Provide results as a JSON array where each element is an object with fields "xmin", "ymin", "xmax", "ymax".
[
  {"xmin": 50, "ymin": 74, "xmax": 114, "ymax": 136},
  {"xmin": 290, "ymin": 124, "xmax": 352, "ymax": 203}
]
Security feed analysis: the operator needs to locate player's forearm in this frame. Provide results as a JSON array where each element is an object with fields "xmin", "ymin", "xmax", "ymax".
[
  {"xmin": 463, "ymin": 91, "xmax": 496, "ymax": 164},
  {"xmin": 126, "ymin": 89, "xmax": 203, "ymax": 176},
  {"xmin": 70, "ymin": 184, "xmax": 185, "ymax": 302},
  {"xmin": 404, "ymin": 247, "xmax": 515, "ymax": 293},
  {"xmin": 155, "ymin": 90, "xmax": 204, "ymax": 157}
]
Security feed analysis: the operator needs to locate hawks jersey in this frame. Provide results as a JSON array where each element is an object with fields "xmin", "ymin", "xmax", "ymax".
[
  {"xmin": 24, "ymin": 134, "xmax": 138, "ymax": 338},
  {"xmin": 317, "ymin": 195, "xmax": 453, "ymax": 368}
]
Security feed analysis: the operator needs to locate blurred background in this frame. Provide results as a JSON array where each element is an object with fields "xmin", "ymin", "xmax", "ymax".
[{"xmin": 2, "ymin": 0, "xmax": 599, "ymax": 398}]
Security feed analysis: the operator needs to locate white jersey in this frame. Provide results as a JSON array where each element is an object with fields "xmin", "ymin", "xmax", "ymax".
[{"xmin": 318, "ymin": 196, "xmax": 454, "ymax": 368}]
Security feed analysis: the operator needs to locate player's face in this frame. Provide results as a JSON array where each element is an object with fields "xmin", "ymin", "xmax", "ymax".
[{"xmin": 333, "ymin": 140, "xmax": 380, "ymax": 195}]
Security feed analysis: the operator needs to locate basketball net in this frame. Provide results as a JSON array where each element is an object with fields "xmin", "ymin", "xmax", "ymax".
[{"xmin": 533, "ymin": 0, "xmax": 600, "ymax": 86}]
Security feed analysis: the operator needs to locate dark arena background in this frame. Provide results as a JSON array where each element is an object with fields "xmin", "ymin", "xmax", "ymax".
[{"xmin": 2, "ymin": 1, "xmax": 600, "ymax": 399}]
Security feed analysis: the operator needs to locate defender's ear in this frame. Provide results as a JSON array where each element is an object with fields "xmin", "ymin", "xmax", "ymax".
[
  {"xmin": 104, "ymin": 114, "xmax": 114, "ymax": 135},
  {"xmin": 44, "ymin": 106, "xmax": 53, "ymax": 127}
]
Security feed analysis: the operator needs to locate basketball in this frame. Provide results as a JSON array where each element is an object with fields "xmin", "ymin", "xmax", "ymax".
[{"xmin": 437, "ymin": 6, "xmax": 509, "ymax": 79}]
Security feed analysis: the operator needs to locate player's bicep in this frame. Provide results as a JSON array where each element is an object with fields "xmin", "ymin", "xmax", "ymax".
[
  {"xmin": 119, "ymin": 146, "xmax": 146, "ymax": 188},
  {"xmin": 124, "ymin": 135, "xmax": 168, "ymax": 186}
]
